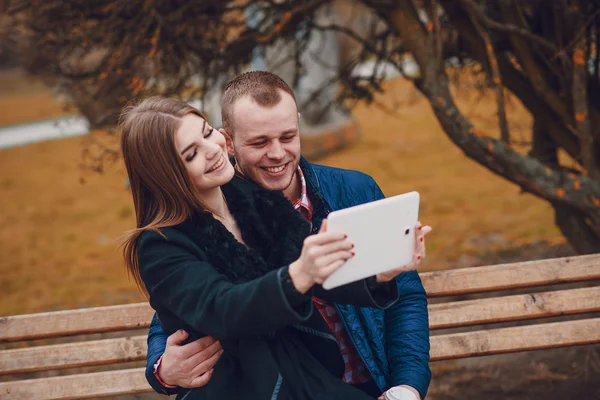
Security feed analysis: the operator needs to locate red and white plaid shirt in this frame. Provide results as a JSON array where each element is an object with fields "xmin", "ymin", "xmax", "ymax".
[{"xmin": 292, "ymin": 167, "xmax": 372, "ymax": 385}]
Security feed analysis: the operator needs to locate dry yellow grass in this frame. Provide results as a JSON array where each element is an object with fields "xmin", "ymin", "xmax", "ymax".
[
  {"xmin": 0, "ymin": 71, "xmax": 566, "ymax": 316},
  {"xmin": 0, "ymin": 70, "xmax": 66, "ymax": 125}
]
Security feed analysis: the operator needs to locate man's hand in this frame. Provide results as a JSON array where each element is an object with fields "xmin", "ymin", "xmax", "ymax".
[
  {"xmin": 378, "ymin": 385, "xmax": 422, "ymax": 400},
  {"xmin": 376, "ymin": 221, "xmax": 432, "ymax": 283},
  {"xmin": 157, "ymin": 329, "xmax": 223, "ymax": 388}
]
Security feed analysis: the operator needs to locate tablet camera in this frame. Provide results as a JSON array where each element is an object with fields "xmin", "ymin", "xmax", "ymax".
[{"xmin": 404, "ymin": 228, "xmax": 410, "ymax": 235}]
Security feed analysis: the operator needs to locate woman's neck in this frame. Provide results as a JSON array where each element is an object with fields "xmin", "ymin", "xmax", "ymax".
[
  {"xmin": 200, "ymin": 187, "xmax": 229, "ymax": 219},
  {"xmin": 201, "ymin": 186, "xmax": 246, "ymax": 245}
]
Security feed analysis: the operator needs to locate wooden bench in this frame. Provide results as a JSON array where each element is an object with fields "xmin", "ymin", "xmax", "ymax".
[{"xmin": 2, "ymin": 254, "xmax": 600, "ymax": 399}]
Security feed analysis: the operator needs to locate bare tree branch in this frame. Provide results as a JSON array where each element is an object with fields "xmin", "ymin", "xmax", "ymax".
[
  {"xmin": 571, "ymin": 1, "xmax": 597, "ymax": 178},
  {"xmin": 461, "ymin": 0, "xmax": 510, "ymax": 144}
]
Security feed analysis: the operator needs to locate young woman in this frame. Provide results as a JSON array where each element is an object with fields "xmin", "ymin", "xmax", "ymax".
[{"xmin": 120, "ymin": 97, "xmax": 400, "ymax": 400}]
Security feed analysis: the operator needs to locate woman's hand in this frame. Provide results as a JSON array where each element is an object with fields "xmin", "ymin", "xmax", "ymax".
[
  {"xmin": 376, "ymin": 221, "xmax": 432, "ymax": 283},
  {"xmin": 288, "ymin": 219, "xmax": 354, "ymax": 293}
]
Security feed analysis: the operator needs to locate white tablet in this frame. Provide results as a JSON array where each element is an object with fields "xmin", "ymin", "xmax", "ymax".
[{"xmin": 322, "ymin": 191, "xmax": 420, "ymax": 290}]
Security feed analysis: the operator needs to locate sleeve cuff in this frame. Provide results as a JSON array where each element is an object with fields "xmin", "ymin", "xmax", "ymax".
[
  {"xmin": 153, "ymin": 355, "xmax": 178, "ymax": 389},
  {"xmin": 277, "ymin": 266, "xmax": 314, "ymax": 320},
  {"xmin": 364, "ymin": 276, "xmax": 399, "ymax": 309}
]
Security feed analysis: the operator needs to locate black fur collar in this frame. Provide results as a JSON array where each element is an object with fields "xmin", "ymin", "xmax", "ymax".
[{"xmin": 177, "ymin": 176, "xmax": 311, "ymax": 284}]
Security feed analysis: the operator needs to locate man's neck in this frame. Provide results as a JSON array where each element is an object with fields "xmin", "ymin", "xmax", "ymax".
[{"xmin": 283, "ymin": 170, "xmax": 302, "ymax": 203}]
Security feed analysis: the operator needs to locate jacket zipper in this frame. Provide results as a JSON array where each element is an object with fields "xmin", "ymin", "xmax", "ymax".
[{"xmin": 308, "ymin": 161, "xmax": 382, "ymax": 388}]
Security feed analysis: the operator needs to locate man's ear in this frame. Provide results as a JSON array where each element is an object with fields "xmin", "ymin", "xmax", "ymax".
[{"xmin": 220, "ymin": 128, "xmax": 235, "ymax": 156}]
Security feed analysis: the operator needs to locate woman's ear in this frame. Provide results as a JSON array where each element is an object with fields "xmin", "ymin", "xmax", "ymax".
[{"xmin": 220, "ymin": 128, "xmax": 235, "ymax": 156}]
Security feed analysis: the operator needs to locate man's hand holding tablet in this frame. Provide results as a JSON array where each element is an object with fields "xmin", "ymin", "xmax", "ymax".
[
  {"xmin": 375, "ymin": 220, "xmax": 432, "ymax": 283},
  {"xmin": 322, "ymin": 191, "xmax": 432, "ymax": 290}
]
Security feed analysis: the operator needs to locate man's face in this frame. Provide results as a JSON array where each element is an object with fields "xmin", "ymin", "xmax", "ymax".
[{"xmin": 224, "ymin": 92, "xmax": 301, "ymax": 198}]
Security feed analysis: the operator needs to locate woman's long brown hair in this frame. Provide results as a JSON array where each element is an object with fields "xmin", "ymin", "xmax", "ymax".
[{"xmin": 119, "ymin": 97, "xmax": 208, "ymax": 293}]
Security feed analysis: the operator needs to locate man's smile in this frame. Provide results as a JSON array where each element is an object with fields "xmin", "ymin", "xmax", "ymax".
[{"xmin": 260, "ymin": 162, "xmax": 289, "ymax": 176}]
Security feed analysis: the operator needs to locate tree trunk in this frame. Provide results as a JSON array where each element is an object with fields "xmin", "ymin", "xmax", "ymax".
[
  {"xmin": 530, "ymin": 117, "xmax": 600, "ymax": 253},
  {"xmin": 554, "ymin": 204, "xmax": 600, "ymax": 254}
]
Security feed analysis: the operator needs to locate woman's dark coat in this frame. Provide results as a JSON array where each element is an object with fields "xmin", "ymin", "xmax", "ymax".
[{"xmin": 138, "ymin": 177, "xmax": 399, "ymax": 400}]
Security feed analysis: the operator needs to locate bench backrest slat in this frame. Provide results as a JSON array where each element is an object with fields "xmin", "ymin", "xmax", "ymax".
[
  {"xmin": 430, "ymin": 317, "xmax": 600, "ymax": 361},
  {"xmin": 0, "ymin": 303, "xmax": 154, "ymax": 342},
  {"xmin": 421, "ymin": 254, "xmax": 600, "ymax": 297},
  {"xmin": 429, "ymin": 286, "xmax": 600, "ymax": 329},
  {"xmin": 3, "ymin": 255, "xmax": 598, "ymax": 342},
  {"xmin": 0, "ymin": 336, "xmax": 147, "ymax": 375},
  {"xmin": 0, "ymin": 368, "xmax": 149, "ymax": 400},
  {"xmin": 3, "ymin": 286, "xmax": 598, "ymax": 376}
]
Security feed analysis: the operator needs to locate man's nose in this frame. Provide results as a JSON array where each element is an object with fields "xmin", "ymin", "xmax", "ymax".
[{"xmin": 266, "ymin": 141, "xmax": 285, "ymax": 160}]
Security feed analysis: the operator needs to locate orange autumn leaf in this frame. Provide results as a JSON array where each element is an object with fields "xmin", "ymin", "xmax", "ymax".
[
  {"xmin": 151, "ymin": 28, "xmax": 161, "ymax": 46},
  {"xmin": 274, "ymin": 11, "xmax": 292, "ymax": 33},
  {"xmin": 575, "ymin": 112, "xmax": 587, "ymax": 122},
  {"xmin": 593, "ymin": 197, "xmax": 600, "ymax": 207},
  {"xmin": 556, "ymin": 188, "xmax": 566, "ymax": 198},
  {"xmin": 129, "ymin": 77, "xmax": 139, "ymax": 89},
  {"xmin": 573, "ymin": 48, "xmax": 585, "ymax": 65},
  {"xmin": 574, "ymin": 180, "xmax": 581, "ymax": 190},
  {"xmin": 103, "ymin": 2, "xmax": 117, "ymax": 13},
  {"xmin": 132, "ymin": 80, "xmax": 145, "ymax": 95}
]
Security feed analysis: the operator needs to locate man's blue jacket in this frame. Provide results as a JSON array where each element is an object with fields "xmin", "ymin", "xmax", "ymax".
[{"xmin": 145, "ymin": 158, "xmax": 431, "ymax": 398}]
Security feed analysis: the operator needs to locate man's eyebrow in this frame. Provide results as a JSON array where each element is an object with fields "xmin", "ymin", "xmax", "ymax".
[{"xmin": 245, "ymin": 135, "xmax": 269, "ymax": 143}]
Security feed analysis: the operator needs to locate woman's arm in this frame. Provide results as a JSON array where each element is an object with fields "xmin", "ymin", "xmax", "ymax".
[
  {"xmin": 313, "ymin": 277, "xmax": 398, "ymax": 309},
  {"xmin": 139, "ymin": 231, "xmax": 313, "ymax": 341}
]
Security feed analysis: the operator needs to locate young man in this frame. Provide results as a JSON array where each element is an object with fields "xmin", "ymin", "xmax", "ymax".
[{"xmin": 145, "ymin": 72, "xmax": 432, "ymax": 400}]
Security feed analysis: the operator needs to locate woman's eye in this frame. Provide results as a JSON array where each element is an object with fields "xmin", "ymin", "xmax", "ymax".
[
  {"xmin": 186, "ymin": 149, "xmax": 197, "ymax": 162},
  {"xmin": 204, "ymin": 128, "xmax": 214, "ymax": 138}
]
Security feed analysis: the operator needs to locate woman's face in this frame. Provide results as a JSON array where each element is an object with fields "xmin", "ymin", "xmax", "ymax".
[{"xmin": 175, "ymin": 114, "xmax": 235, "ymax": 194}]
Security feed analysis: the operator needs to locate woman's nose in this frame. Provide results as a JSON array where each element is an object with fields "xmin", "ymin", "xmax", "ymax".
[{"xmin": 205, "ymin": 141, "xmax": 221, "ymax": 160}]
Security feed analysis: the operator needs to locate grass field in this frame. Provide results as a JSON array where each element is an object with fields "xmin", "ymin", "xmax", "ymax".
[{"xmin": 0, "ymin": 69, "xmax": 568, "ymax": 316}]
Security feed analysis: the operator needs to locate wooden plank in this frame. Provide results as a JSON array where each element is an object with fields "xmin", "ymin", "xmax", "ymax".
[
  {"xmin": 0, "ymin": 303, "xmax": 154, "ymax": 342},
  {"xmin": 429, "ymin": 286, "xmax": 600, "ymax": 329},
  {"xmin": 0, "ymin": 336, "xmax": 147, "ymax": 375},
  {"xmin": 2, "ymin": 255, "xmax": 597, "ymax": 341},
  {"xmin": 5, "ymin": 287, "xmax": 597, "ymax": 375},
  {"xmin": 430, "ymin": 317, "xmax": 600, "ymax": 361},
  {"xmin": 0, "ymin": 368, "xmax": 151, "ymax": 400},
  {"xmin": 421, "ymin": 254, "xmax": 600, "ymax": 297}
]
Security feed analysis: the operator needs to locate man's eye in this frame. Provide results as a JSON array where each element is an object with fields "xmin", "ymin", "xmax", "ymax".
[
  {"xmin": 185, "ymin": 149, "xmax": 197, "ymax": 162},
  {"xmin": 281, "ymin": 136, "xmax": 294, "ymax": 142},
  {"xmin": 252, "ymin": 141, "xmax": 267, "ymax": 147}
]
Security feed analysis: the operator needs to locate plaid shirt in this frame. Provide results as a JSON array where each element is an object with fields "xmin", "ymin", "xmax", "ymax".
[{"xmin": 293, "ymin": 167, "xmax": 372, "ymax": 385}]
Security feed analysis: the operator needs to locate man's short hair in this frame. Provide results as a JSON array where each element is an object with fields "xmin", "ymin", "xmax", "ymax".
[{"xmin": 221, "ymin": 71, "xmax": 297, "ymax": 135}]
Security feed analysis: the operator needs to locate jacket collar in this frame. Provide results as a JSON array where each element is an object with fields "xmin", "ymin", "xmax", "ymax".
[
  {"xmin": 299, "ymin": 157, "xmax": 331, "ymax": 232},
  {"xmin": 179, "ymin": 176, "xmax": 310, "ymax": 283}
]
